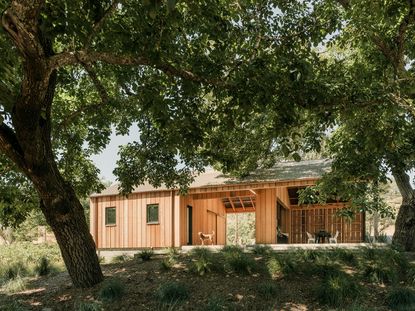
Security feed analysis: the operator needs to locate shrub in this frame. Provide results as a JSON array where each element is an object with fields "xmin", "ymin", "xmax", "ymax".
[
  {"xmin": 202, "ymin": 296, "xmax": 226, "ymax": 311},
  {"xmin": 138, "ymin": 249, "xmax": 154, "ymax": 261},
  {"xmin": 332, "ymin": 249, "xmax": 357, "ymax": 266},
  {"xmin": 99, "ymin": 278, "xmax": 125, "ymax": 302},
  {"xmin": 35, "ymin": 257, "xmax": 51, "ymax": 276},
  {"xmin": 361, "ymin": 262, "xmax": 397, "ymax": 284},
  {"xmin": 312, "ymin": 263, "xmax": 344, "ymax": 279},
  {"xmin": 156, "ymin": 282, "xmax": 189, "ymax": 304},
  {"xmin": 296, "ymin": 249, "xmax": 323, "ymax": 263},
  {"xmin": 160, "ymin": 258, "xmax": 174, "ymax": 271},
  {"xmin": 167, "ymin": 247, "xmax": 180, "ymax": 258},
  {"xmin": 267, "ymin": 257, "xmax": 283, "ymax": 279},
  {"xmin": 386, "ymin": 287, "xmax": 415, "ymax": 311},
  {"xmin": 257, "ymin": 281, "xmax": 278, "ymax": 299},
  {"xmin": 224, "ymin": 251, "xmax": 255, "ymax": 275},
  {"xmin": 252, "ymin": 245, "xmax": 272, "ymax": 256},
  {"xmin": 221, "ymin": 245, "xmax": 243, "ymax": 255},
  {"xmin": 3, "ymin": 275, "xmax": 27, "ymax": 293},
  {"xmin": 111, "ymin": 254, "xmax": 130, "ymax": 263},
  {"xmin": 316, "ymin": 273, "xmax": 361, "ymax": 307},
  {"xmin": 75, "ymin": 301, "xmax": 102, "ymax": 311},
  {"xmin": 274, "ymin": 254, "xmax": 298, "ymax": 276},
  {"xmin": 190, "ymin": 247, "xmax": 215, "ymax": 276}
]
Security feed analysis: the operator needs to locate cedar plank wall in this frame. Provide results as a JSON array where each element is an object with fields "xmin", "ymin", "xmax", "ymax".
[
  {"xmin": 92, "ymin": 191, "xmax": 176, "ymax": 249},
  {"xmin": 180, "ymin": 192, "xmax": 227, "ymax": 245}
]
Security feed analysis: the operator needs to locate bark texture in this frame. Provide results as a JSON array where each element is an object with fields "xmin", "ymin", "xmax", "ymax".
[
  {"xmin": 0, "ymin": 1, "xmax": 103, "ymax": 287},
  {"xmin": 392, "ymin": 168, "xmax": 415, "ymax": 251}
]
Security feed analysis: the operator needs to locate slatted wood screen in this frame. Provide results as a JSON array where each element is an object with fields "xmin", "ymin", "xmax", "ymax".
[{"xmin": 290, "ymin": 205, "xmax": 364, "ymax": 243}]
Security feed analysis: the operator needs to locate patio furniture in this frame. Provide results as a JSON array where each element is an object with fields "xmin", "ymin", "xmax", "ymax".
[
  {"xmin": 306, "ymin": 232, "xmax": 315, "ymax": 244},
  {"xmin": 329, "ymin": 230, "xmax": 339, "ymax": 244},
  {"xmin": 315, "ymin": 230, "xmax": 331, "ymax": 243}
]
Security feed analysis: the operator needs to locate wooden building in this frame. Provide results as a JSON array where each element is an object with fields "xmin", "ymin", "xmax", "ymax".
[{"xmin": 89, "ymin": 160, "xmax": 365, "ymax": 249}]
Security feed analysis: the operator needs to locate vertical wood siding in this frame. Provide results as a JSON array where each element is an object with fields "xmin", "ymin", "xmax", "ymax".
[
  {"xmin": 255, "ymin": 188, "xmax": 277, "ymax": 244},
  {"xmin": 93, "ymin": 191, "xmax": 175, "ymax": 248}
]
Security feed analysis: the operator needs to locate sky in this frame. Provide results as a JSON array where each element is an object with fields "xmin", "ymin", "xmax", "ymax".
[{"xmin": 90, "ymin": 128, "xmax": 136, "ymax": 183}]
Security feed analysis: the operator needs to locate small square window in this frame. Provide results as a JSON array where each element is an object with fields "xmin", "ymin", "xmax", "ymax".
[
  {"xmin": 105, "ymin": 207, "xmax": 116, "ymax": 225},
  {"xmin": 147, "ymin": 204, "xmax": 159, "ymax": 224}
]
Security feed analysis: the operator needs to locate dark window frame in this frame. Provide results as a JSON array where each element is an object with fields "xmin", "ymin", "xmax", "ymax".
[
  {"xmin": 105, "ymin": 207, "xmax": 116, "ymax": 226},
  {"xmin": 147, "ymin": 204, "xmax": 159, "ymax": 224}
]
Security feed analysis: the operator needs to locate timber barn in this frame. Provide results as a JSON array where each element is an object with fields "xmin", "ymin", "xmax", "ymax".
[{"xmin": 89, "ymin": 159, "xmax": 365, "ymax": 249}]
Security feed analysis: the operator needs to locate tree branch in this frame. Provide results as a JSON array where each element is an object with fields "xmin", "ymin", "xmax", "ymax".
[
  {"xmin": 49, "ymin": 50, "xmax": 225, "ymax": 85},
  {"xmin": 84, "ymin": 0, "xmax": 123, "ymax": 49},
  {"xmin": 395, "ymin": 0, "xmax": 415, "ymax": 71},
  {"xmin": 79, "ymin": 61, "xmax": 110, "ymax": 105}
]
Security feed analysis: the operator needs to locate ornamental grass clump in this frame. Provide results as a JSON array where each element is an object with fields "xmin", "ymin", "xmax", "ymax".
[
  {"xmin": 257, "ymin": 281, "xmax": 279, "ymax": 299},
  {"xmin": 156, "ymin": 281, "xmax": 189, "ymax": 304},
  {"xmin": 252, "ymin": 245, "xmax": 272, "ymax": 256},
  {"xmin": 190, "ymin": 247, "xmax": 214, "ymax": 276},
  {"xmin": 386, "ymin": 287, "xmax": 415, "ymax": 311},
  {"xmin": 137, "ymin": 249, "xmax": 154, "ymax": 261},
  {"xmin": 223, "ymin": 248, "xmax": 255, "ymax": 275},
  {"xmin": 316, "ymin": 272, "xmax": 361, "ymax": 307},
  {"xmin": 99, "ymin": 278, "xmax": 125, "ymax": 302}
]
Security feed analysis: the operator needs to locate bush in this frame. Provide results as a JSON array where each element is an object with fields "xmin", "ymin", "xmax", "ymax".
[
  {"xmin": 224, "ymin": 251, "xmax": 255, "ymax": 275},
  {"xmin": 137, "ymin": 249, "xmax": 154, "ymax": 261},
  {"xmin": 267, "ymin": 257, "xmax": 283, "ymax": 279},
  {"xmin": 99, "ymin": 278, "xmax": 125, "ymax": 302},
  {"xmin": 316, "ymin": 273, "xmax": 361, "ymax": 307},
  {"xmin": 75, "ymin": 301, "xmax": 102, "ymax": 311},
  {"xmin": 201, "ymin": 296, "xmax": 227, "ymax": 311},
  {"xmin": 252, "ymin": 245, "xmax": 272, "ymax": 256},
  {"xmin": 156, "ymin": 282, "xmax": 189, "ymax": 304},
  {"xmin": 35, "ymin": 257, "xmax": 51, "ymax": 276},
  {"xmin": 332, "ymin": 249, "xmax": 357, "ymax": 266},
  {"xmin": 160, "ymin": 258, "xmax": 174, "ymax": 271},
  {"xmin": 386, "ymin": 287, "xmax": 415, "ymax": 311},
  {"xmin": 257, "ymin": 281, "xmax": 278, "ymax": 299},
  {"xmin": 361, "ymin": 262, "xmax": 397, "ymax": 284},
  {"xmin": 190, "ymin": 247, "xmax": 214, "ymax": 276}
]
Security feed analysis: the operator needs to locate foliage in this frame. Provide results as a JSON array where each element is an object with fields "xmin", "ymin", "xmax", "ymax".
[
  {"xmin": 35, "ymin": 257, "xmax": 52, "ymax": 276},
  {"xmin": 252, "ymin": 245, "xmax": 272, "ymax": 256},
  {"xmin": 190, "ymin": 247, "xmax": 214, "ymax": 276},
  {"xmin": 137, "ymin": 249, "xmax": 154, "ymax": 261},
  {"xmin": 266, "ymin": 257, "xmax": 283, "ymax": 279},
  {"xmin": 3, "ymin": 275, "xmax": 27, "ymax": 293},
  {"xmin": 257, "ymin": 281, "xmax": 279, "ymax": 299},
  {"xmin": 386, "ymin": 287, "xmax": 415, "ymax": 311},
  {"xmin": 111, "ymin": 254, "xmax": 131, "ymax": 263},
  {"xmin": 202, "ymin": 296, "xmax": 227, "ymax": 311},
  {"xmin": 75, "ymin": 301, "xmax": 102, "ymax": 311},
  {"xmin": 98, "ymin": 278, "xmax": 125, "ymax": 302},
  {"xmin": 156, "ymin": 282, "xmax": 189, "ymax": 304},
  {"xmin": 223, "ymin": 249, "xmax": 255, "ymax": 275},
  {"xmin": 315, "ymin": 272, "xmax": 361, "ymax": 307},
  {"xmin": 226, "ymin": 213, "xmax": 255, "ymax": 245}
]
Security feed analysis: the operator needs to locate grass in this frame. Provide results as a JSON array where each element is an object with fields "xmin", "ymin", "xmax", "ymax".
[
  {"xmin": 190, "ymin": 247, "xmax": 214, "ymax": 276},
  {"xmin": 137, "ymin": 249, "xmax": 154, "ymax": 261},
  {"xmin": 223, "ymin": 250, "xmax": 255, "ymax": 275},
  {"xmin": 386, "ymin": 287, "xmax": 415, "ymax": 311},
  {"xmin": 156, "ymin": 281, "xmax": 189, "ymax": 304},
  {"xmin": 252, "ymin": 245, "xmax": 272, "ymax": 255},
  {"xmin": 202, "ymin": 296, "xmax": 227, "ymax": 311},
  {"xmin": 75, "ymin": 301, "xmax": 102, "ymax": 311},
  {"xmin": 111, "ymin": 254, "xmax": 130, "ymax": 263},
  {"xmin": 257, "ymin": 281, "xmax": 279, "ymax": 299},
  {"xmin": 98, "ymin": 278, "xmax": 125, "ymax": 302},
  {"xmin": 3, "ymin": 275, "xmax": 27, "ymax": 293},
  {"xmin": 316, "ymin": 272, "xmax": 361, "ymax": 307}
]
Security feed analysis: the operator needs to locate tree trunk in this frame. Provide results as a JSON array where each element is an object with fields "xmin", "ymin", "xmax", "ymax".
[
  {"xmin": 392, "ymin": 168, "xmax": 415, "ymax": 251},
  {"xmin": 29, "ymin": 161, "xmax": 104, "ymax": 288}
]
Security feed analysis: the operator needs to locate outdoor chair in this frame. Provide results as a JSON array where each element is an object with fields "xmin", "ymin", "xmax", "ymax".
[
  {"xmin": 329, "ymin": 230, "xmax": 339, "ymax": 243},
  {"xmin": 306, "ymin": 231, "xmax": 315, "ymax": 244}
]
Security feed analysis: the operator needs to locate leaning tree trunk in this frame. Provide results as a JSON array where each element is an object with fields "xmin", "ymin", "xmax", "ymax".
[
  {"xmin": 33, "ymin": 170, "xmax": 104, "ymax": 288},
  {"xmin": 0, "ymin": 2, "xmax": 103, "ymax": 287},
  {"xmin": 392, "ymin": 168, "xmax": 415, "ymax": 251}
]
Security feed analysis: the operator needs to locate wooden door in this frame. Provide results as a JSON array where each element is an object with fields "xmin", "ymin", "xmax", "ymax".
[
  {"xmin": 216, "ymin": 215, "xmax": 226, "ymax": 245},
  {"xmin": 207, "ymin": 210, "xmax": 217, "ymax": 244}
]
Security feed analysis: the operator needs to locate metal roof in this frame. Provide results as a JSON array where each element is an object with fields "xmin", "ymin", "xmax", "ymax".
[{"xmin": 90, "ymin": 159, "xmax": 331, "ymax": 197}]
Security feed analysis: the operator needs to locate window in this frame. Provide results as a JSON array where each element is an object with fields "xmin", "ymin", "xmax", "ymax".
[
  {"xmin": 105, "ymin": 207, "xmax": 116, "ymax": 225},
  {"xmin": 147, "ymin": 204, "xmax": 159, "ymax": 224}
]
